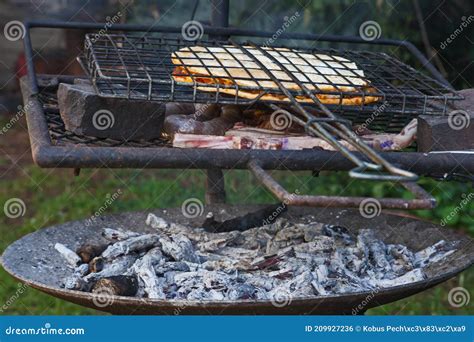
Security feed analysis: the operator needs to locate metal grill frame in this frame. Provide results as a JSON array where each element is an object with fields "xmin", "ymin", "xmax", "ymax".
[{"xmin": 21, "ymin": 21, "xmax": 474, "ymax": 210}]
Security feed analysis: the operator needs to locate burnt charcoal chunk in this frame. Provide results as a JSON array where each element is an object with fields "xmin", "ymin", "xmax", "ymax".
[
  {"xmin": 57, "ymin": 83, "xmax": 165, "ymax": 140},
  {"xmin": 91, "ymin": 275, "xmax": 138, "ymax": 297},
  {"xmin": 77, "ymin": 243, "xmax": 109, "ymax": 263}
]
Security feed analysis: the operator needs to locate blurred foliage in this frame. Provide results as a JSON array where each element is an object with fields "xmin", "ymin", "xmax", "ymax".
[
  {"xmin": 259, "ymin": 0, "xmax": 473, "ymax": 88},
  {"xmin": 127, "ymin": 0, "xmax": 473, "ymax": 89}
]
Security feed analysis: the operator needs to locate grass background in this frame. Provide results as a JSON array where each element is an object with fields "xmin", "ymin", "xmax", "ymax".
[{"xmin": 0, "ymin": 147, "xmax": 472, "ymax": 315}]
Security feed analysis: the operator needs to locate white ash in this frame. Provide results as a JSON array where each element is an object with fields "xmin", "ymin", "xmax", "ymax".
[
  {"xmin": 54, "ymin": 243, "xmax": 81, "ymax": 267},
  {"xmin": 102, "ymin": 228, "xmax": 140, "ymax": 242},
  {"xmin": 57, "ymin": 214, "xmax": 457, "ymax": 301}
]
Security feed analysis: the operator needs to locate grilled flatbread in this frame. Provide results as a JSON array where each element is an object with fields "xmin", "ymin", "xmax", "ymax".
[{"xmin": 171, "ymin": 46, "xmax": 381, "ymax": 105}]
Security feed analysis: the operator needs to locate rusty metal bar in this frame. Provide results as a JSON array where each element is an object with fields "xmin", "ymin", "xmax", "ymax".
[
  {"xmin": 206, "ymin": 169, "xmax": 226, "ymax": 204},
  {"xmin": 248, "ymin": 160, "xmax": 436, "ymax": 209}
]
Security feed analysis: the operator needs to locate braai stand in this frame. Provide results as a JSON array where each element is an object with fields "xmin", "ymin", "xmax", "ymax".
[{"xmin": 2, "ymin": 0, "xmax": 473, "ymax": 315}]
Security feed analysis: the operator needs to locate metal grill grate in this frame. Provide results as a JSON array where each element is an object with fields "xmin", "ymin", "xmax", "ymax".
[{"xmin": 84, "ymin": 34, "xmax": 462, "ymax": 133}]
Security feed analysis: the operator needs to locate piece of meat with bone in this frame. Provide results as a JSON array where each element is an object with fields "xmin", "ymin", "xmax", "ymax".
[{"xmin": 172, "ymin": 116, "xmax": 418, "ymax": 151}]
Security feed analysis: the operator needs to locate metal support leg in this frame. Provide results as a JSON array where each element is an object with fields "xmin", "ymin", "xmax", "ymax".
[
  {"xmin": 211, "ymin": 0, "xmax": 229, "ymax": 27},
  {"xmin": 210, "ymin": 0, "xmax": 230, "ymax": 40},
  {"xmin": 206, "ymin": 169, "xmax": 226, "ymax": 204}
]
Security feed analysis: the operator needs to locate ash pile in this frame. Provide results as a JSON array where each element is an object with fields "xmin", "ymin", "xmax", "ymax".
[{"xmin": 56, "ymin": 213, "xmax": 457, "ymax": 301}]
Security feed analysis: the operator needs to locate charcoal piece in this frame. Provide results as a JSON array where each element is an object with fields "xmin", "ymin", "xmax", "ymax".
[
  {"xmin": 77, "ymin": 243, "xmax": 109, "ymax": 263},
  {"xmin": 63, "ymin": 263, "xmax": 91, "ymax": 291},
  {"xmin": 57, "ymin": 83, "xmax": 165, "ymax": 140},
  {"xmin": 102, "ymin": 228, "xmax": 140, "ymax": 242},
  {"xmin": 89, "ymin": 257, "xmax": 105, "ymax": 273},
  {"xmin": 160, "ymin": 235, "xmax": 200, "ymax": 264},
  {"xmin": 145, "ymin": 213, "xmax": 170, "ymax": 230},
  {"xmin": 54, "ymin": 243, "xmax": 81, "ymax": 267},
  {"xmin": 91, "ymin": 275, "xmax": 138, "ymax": 297},
  {"xmin": 196, "ymin": 231, "xmax": 240, "ymax": 252},
  {"xmin": 64, "ymin": 275, "xmax": 90, "ymax": 291},
  {"xmin": 101, "ymin": 234, "xmax": 161, "ymax": 260},
  {"xmin": 201, "ymin": 203, "xmax": 287, "ymax": 233},
  {"xmin": 132, "ymin": 247, "xmax": 166, "ymax": 299},
  {"xmin": 84, "ymin": 254, "xmax": 138, "ymax": 283},
  {"xmin": 154, "ymin": 261, "xmax": 190, "ymax": 275},
  {"xmin": 226, "ymin": 284, "xmax": 260, "ymax": 300},
  {"xmin": 322, "ymin": 224, "xmax": 354, "ymax": 245}
]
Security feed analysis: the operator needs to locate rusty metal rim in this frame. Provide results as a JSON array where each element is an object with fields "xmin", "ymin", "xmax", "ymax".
[{"xmin": 1, "ymin": 255, "xmax": 470, "ymax": 310}]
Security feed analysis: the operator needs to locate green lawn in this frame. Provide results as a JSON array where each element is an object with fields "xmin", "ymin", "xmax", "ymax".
[{"xmin": 0, "ymin": 161, "xmax": 472, "ymax": 315}]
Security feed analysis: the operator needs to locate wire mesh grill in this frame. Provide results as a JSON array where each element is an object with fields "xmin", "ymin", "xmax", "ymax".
[{"xmin": 84, "ymin": 34, "xmax": 462, "ymax": 133}]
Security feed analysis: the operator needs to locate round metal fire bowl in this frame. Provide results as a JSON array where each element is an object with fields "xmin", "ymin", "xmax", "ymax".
[{"xmin": 2, "ymin": 205, "xmax": 473, "ymax": 315}]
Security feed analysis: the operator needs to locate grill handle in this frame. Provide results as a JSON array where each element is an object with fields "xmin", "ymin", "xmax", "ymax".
[{"xmin": 248, "ymin": 160, "xmax": 436, "ymax": 210}]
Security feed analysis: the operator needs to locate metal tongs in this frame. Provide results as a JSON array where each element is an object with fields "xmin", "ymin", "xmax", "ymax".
[{"xmin": 235, "ymin": 42, "xmax": 436, "ymax": 210}]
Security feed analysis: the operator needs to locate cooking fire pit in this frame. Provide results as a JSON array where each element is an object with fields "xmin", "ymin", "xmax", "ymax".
[{"xmin": 2, "ymin": 206, "xmax": 473, "ymax": 315}]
